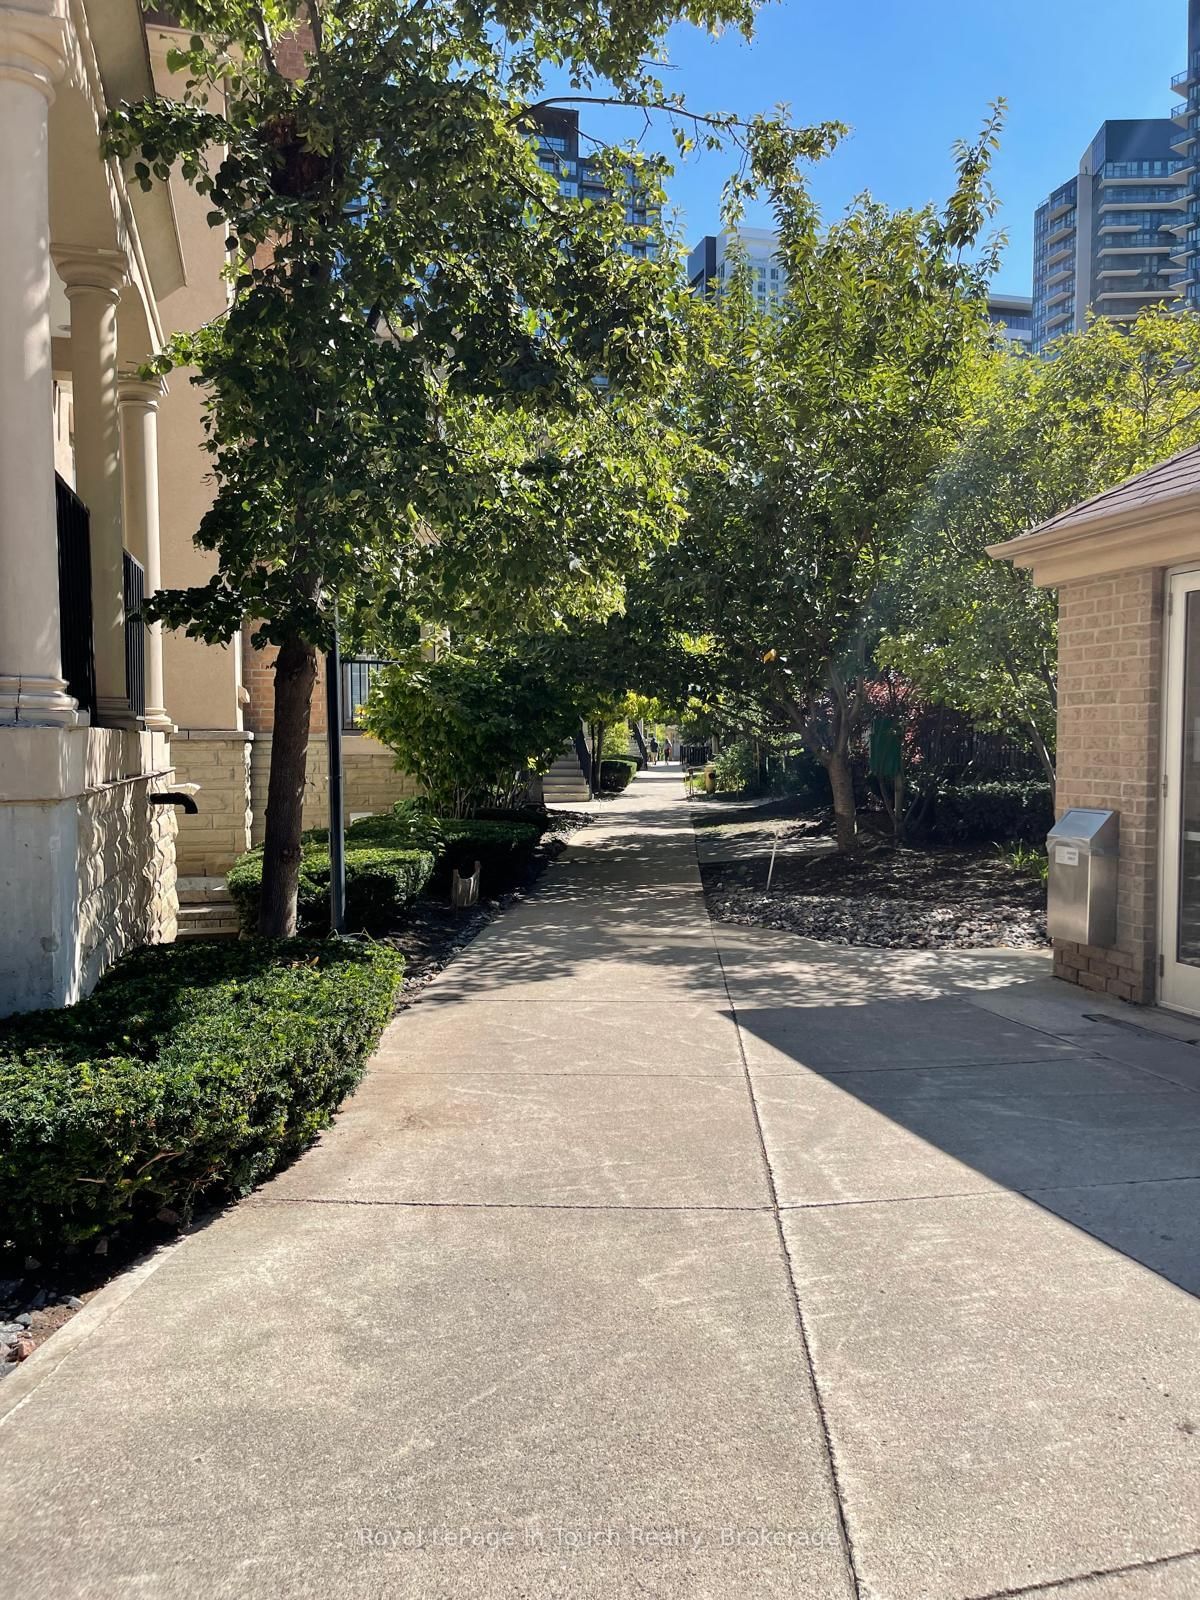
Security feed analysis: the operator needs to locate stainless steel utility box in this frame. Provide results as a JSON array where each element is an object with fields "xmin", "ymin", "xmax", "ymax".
[{"xmin": 1047, "ymin": 809, "xmax": 1119, "ymax": 947}]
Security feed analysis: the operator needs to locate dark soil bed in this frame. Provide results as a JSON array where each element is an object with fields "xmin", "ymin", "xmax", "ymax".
[{"xmin": 699, "ymin": 816, "xmax": 1047, "ymax": 951}]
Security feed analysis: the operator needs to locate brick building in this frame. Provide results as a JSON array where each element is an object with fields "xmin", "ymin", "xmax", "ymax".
[{"xmin": 991, "ymin": 446, "xmax": 1200, "ymax": 1012}]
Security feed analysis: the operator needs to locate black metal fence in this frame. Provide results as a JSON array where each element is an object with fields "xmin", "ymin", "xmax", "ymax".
[
  {"xmin": 122, "ymin": 550, "xmax": 146, "ymax": 720},
  {"xmin": 55, "ymin": 474, "xmax": 96, "ymax": 719},
  {"xmin": 910, "ymin": 708, "xmax": 1044, "ymax": 781},
  {"xmin": 341, "ymin": 657, "xmax": 388, "ymax": 730}
]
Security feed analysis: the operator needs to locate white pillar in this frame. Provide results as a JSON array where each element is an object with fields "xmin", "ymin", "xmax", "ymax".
[
  {"xmin": 54, "ymin": 247, "xmax": 134, "ymax": 727},
  {"xmin": 118, "ymin": 375, "xmax": 171, "ymax": 730},
  {"xmin": 0, "ymin": 5, "xmax": 76, "ymax": 726}
]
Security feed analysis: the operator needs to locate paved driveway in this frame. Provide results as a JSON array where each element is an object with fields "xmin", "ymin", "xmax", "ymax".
[{"xmin": 1, "ymin": 767, "xmax": 1198, "ymax": 1598}]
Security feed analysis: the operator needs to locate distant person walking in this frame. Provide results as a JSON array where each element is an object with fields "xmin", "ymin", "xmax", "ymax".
[
  {"xmin": 649, "ymin": 735, "xmax": 659, "ymax": 766},
  {"xmin": 663, "ymin": 739, "xmax": 672, "ymax": 763}
]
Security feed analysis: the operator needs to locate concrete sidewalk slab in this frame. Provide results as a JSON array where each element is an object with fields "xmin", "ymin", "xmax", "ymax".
[
  {"xmin": 734, "ymin": 996, "xmax": 1079, "ymax": 1069},
  {"xmin": 755, "ymin": 1067, "xmax": 1200, "ymax": 1203},
  {"xmin": 257, "ymin": 1069, "xmax": 771, "ymax": 1208},
  {"xmin": 1030, "ymin": 1176, "xmax": 1200, "ymax": 1297},
  {"xmin": 374, "ymin": 999, "xmax": 745, "ymax": 1077},
  {"xmin": 783, "ymin": 1191, "xmax": 1200, "ymax": 1600},
  {"xmin": 0, "ymin": 1204, "xmax": 853, "ymax": 1600}
]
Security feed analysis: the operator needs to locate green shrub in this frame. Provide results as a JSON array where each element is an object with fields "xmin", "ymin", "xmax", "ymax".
[
  {"xmin": 929, "ymin": 779, "xmax": 1054, "ymax": 845},
  {"xmin": 712, "ymin": 740, "xmax": 759, "ymax": 794},
  {"xmin": 227, "ymin": 839, "xmax": 435, "ymax": 933},
  {"xmin": 599, "ymin": 757, "xmax": 638, "ymax": 793},
  {"xmin": 469, "ymin": 804, "xmax": 552, "ymax": 837},
  {"xmin": 430, "ymin": 818, "xmax": 539, "ymax": 892},
  {"xmin": 0, "ymin": 939, "xmax": 405, "ymax": 1256}
]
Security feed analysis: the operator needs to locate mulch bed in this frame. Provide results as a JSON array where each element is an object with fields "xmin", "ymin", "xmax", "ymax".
[{"xmin": 698, "ymin": 810, "xmax": 1047, "ymax": 951}]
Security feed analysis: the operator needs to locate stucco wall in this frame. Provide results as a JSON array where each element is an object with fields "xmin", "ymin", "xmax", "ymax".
[{"xmin": 1053, "ymin": 569, "xmax": 1162, "ymax": 1004}]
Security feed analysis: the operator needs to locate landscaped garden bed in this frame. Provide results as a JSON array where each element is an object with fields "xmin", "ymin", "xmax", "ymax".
[
  {"xmin": 694, "ymin": 799, "xmax": 1048, "ymax": 950},
  {"xmin": 225, "ymin": 804, "xmax": 553, "ymax": 934}
]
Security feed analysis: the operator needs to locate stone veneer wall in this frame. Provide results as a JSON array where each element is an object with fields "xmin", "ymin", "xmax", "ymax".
[
  {"xmin": 249, "ymin": 734, "xmax": 421, "ymax": 845},
  {"xmin": 76, "ymin": 741, "xmax": 178, "ymax": 993},
  {"xmin": 1052, "ymin": 569, "xmax": 1162, "ymax": 1004},
  {"xmin": 0, "ymin": 726, "xmax": 179, "ymax": 1013},
  {"xmin": 171, "ymin": 730, "xmax": 254, "ymax": 877}
]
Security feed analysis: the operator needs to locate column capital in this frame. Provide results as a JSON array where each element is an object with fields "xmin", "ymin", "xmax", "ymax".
[
  {"xmin": 0, "ymin": 6, "xmax": 68, "ymax": 102},
  {"xmin": 117, "ymin": 373, "xmax": 166, "ymax": 410},
  {"xmin": 52, "ymin": 246, "xmax": 128, "ymax": 300}
]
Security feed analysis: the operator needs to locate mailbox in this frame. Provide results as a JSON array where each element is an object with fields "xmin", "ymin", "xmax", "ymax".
[{"xmin": 1047, "ymin": 809, "xmax": 1119, "ymax": 947}]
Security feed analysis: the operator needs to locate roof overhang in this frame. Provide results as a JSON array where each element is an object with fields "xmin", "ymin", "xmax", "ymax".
[{"xmin": 988, "ymin": 489, "xmax": 1200, "ymax": 587}]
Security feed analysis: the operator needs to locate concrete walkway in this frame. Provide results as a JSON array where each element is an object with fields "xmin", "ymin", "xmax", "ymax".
[{"xmin": 2, "ymin": 767, "xmax": 1200, "ymax": 1598}]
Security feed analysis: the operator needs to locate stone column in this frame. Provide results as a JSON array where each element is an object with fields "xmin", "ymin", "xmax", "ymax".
[
  {"xmin": 0, "ymin": 5, "xmax": 76, "ymax": 725},
  {"xmin": 54, "ymin": 247, "xmax": 134, "ymax": 727},
  {"xmin": 119, "ymin": 375, "xmax": 171, "ymax": 730}
]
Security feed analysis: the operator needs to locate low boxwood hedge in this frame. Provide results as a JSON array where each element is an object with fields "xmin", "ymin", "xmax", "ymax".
[
  {"xmin": 599, "ymin": 757, "xmax": 638, "ymax": 793},
  {"xmin": 430, "ymin": 818, "xmax": 540, "ymax": 892},
  {"xmin": 227, "ymin": 839, "xmax": 435, "ymax": 934},
  {"xmin": 0, "ymin": 938, "xmax": 405, "ymax": 1257},
  {"xmin": 928, "ymin": 779, "xmax": 1054, "ymax": 845}
]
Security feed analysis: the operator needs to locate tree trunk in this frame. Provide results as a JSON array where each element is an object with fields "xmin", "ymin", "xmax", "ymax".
[
  {"xmin": 827, "ymin": 747, "xmax": 857, "ymax": 853},
  {"xmin": 258, "ymin": 633, "xmax": 319, "ymax": 937}
]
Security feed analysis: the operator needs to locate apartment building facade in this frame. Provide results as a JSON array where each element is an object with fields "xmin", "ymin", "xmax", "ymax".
[
  {"xmin": 687, "ymin": 228, "xmax": 788, "ymax": 308},
  {"xmin": 1032, "ymin": 121, "xmax": 1186, "ymax": 354},
  {"xmin": 0, "ymin": 0, "xmax": 415, "ymax": 1008},
  {"xmin": 1168, "ymin": 0, "xmax": 1200, "ymax": 306},
  {"xmin": 531, "ymin": 107, "xmax": 658, "ymax": 259}
]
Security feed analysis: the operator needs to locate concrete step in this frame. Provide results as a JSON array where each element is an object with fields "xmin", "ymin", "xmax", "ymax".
[
  {"xmin": 176, "ymin": 902, "xmax": 241, "ymax": 940},
  {"xmin": 544, "ymin": 749, "xmax": 590, "ymax": 802},
  {"xmin": 176, "ymin": 876, "xmax": 240, "ymax": 940}
]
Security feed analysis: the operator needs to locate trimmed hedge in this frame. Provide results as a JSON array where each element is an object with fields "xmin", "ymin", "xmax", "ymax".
[
  {"xmin": 227, "ymin": 839, "xmax": 435, "ymax": 934},
  {"xmin": 0, "ymin": 938, "xmax": 405, "ymax": 1256},
  {"xmin": 599, "ymin": 757, "xmax": 638, "ymax": 793},
  {"xmin": 431, "ymin": 818, "xmax": 540, "ymax": 892},
  {"xmin": 928, "ymin": 779, "xmax": 1054, "ymax": 845}
]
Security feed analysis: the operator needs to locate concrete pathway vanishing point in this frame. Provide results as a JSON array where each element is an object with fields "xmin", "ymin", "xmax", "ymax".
[{"xmin": 2, "ymin": 767, "xmax": 1200, "ymax": 1599}]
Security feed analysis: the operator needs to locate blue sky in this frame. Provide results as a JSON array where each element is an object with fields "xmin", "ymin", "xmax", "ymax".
[{"xmin": 563, "ymin": 0, "xmax": 1183, "ymax": 296}]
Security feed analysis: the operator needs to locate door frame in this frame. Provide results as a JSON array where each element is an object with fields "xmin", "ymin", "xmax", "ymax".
[{"xmin": 1158, "ymin": 565, "xmax": 1200, "ymax": 1015}]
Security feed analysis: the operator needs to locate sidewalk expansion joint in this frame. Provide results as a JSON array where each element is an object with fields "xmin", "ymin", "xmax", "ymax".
[
  {"xmin": 961, "ymin": 1542, "xmax": 1200, "ymax": 1598},
  {"xmin": 247, "ymin": 1196, "xmax": 774, "ymax": 1212},
  {"xmin": 704, "ymin": 938, "xmax": 864, "ymax": 1594}
]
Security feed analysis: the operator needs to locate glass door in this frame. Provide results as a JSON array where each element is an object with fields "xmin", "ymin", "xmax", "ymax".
[{"xmin": 1160, "ymin": 570, "xmax": 1200, "ymax": 1013}]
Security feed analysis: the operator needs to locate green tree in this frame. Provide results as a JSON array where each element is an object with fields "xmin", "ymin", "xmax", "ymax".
[
  {"xmin": 881, "ymin": 309, "xmax": 1200, "ymax": 785},
  {"xmin": 674, "ymin": 109, "xmax": 1005, "ymax": 849},
  {"xmin": 363, "ymin": 644, "xmax": 577, "ymax": 815},
  {"xmin": 106, "ymin": 0, "xmax": 833, "ymax": 933}
]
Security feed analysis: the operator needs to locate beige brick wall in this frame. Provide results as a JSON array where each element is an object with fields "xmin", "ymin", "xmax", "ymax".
[
  {"xmin": 1053, "ymin": 569, "xmax": 1162, "ymax": 1004},
  {"xmin": 249, "ymin": 734, "xmax": 420, "ymax": 845},
  {"xmin": 171, "ymin": 731, "xmax": 254, "ymax": 877}
]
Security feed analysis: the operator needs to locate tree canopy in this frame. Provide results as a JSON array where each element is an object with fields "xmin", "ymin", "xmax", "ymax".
[
  {"xmin": 669, "ymin": 107, "xmax": 1005, "ymax": 847},
  {"xmin": 105, "ymin": 0, "xmax": 836, "ymax": 929},
  {"xmin": 881, "ymin": 309, "xmax": 1200, "ymax": 781}
]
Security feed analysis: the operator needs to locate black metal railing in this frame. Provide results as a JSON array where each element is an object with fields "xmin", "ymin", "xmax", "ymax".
[
  {"xmin": 122, "ymin": 550, "xmax": 146, "ymax": 720},
  {"xmin": 55, "ymin": 474, "xmax": 96, "ymax": 719},
  {"xmin": 341, "ymin": 656, "xmax": 388, "ymax": 730}
]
